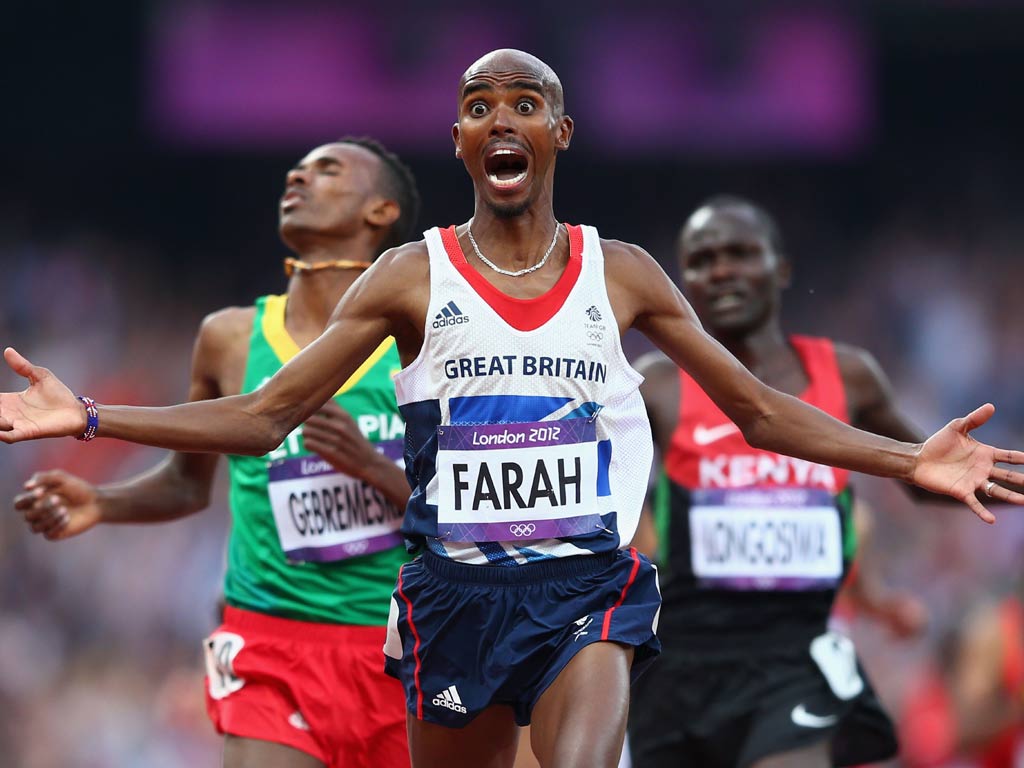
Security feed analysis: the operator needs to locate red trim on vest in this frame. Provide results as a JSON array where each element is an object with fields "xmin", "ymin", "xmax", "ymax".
[
  {"xmin": 664, "ymin": 335, "xmax": 851, "ymax": 491},
  {"xmin": 602, "ymin": 547, "xmax": 641, "ymax": 640},
  {"xmin": 396, "ymin": 565, "xmax": 424, "ymax": 720},
  {"xmin": 438, "ymin": 224, "xmax": 583, "ymax": 332}
]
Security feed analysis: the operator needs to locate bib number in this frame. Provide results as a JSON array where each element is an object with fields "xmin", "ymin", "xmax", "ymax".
[
  {"xmin": 267, "ymin": 440, "xmax": 404, "ymax": 563},
  {"xmin": 689, "ymin": 488, "xmax": 843, "ymax": 590},
  {"xmin": 435, "ymin": 418, "xmax": 603, "ymax": 541}
]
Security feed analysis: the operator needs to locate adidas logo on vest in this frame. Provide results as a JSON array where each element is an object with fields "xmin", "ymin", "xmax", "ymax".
[
  {"xmin": 432, "ymin": 300, "xmax": 470, "ymax": 328},
  {"xmin": 432, "ymin": 684, "xmax": 468, "ymax": 713}
]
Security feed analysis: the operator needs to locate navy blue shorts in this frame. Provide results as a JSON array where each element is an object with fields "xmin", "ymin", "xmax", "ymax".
[{"xmin": 383, "ymin": 547, "xmax": 661, "ymax": 728}]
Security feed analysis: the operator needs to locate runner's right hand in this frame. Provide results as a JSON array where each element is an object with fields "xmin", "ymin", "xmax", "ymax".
[
  {"xmin": 14, "ymin": 470, "xmax": 101, "ymax": 540},
  {"xmin": 0, "ymin": 347, "xmax": 85, "ymax": 443}
]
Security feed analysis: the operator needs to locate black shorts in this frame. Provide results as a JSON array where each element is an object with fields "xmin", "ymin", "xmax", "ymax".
[{"xmin": 627, "ymin": 631, "xmax": 897, "ymax": 767}]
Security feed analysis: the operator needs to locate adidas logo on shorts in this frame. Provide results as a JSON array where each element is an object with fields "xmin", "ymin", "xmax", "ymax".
[
  {"xmin": 432, "ymin": 684, "xmax": 468, "ymax": 713},
  {"xmin": 432, "ymin": 301, "xmax": 469, "ymax": 328}
]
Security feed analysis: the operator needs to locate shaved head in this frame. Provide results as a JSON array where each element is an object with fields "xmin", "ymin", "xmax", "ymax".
[
  {"xmin": 684, "ymin": 195, "xmax": 785, "ymax": 258},
  {"xmin": 459, "ymin": 48, "xmax": 565, "ymax": 115}
]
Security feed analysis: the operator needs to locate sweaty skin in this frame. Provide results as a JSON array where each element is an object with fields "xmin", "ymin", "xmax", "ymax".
[{"xmin": 3, "ymin": 49, "xmax": 1024, "ymax": 768}]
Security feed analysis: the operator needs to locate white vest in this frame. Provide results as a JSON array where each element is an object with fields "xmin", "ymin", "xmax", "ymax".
[{"xmin": 394, "ymin": 224, "xmax": 653, "ymax": 565}]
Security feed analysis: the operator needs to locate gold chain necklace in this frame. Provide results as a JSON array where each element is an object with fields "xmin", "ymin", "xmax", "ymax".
[{"xmin": 283, "ymin": 258, "xmax": 372, "ymax": 277}]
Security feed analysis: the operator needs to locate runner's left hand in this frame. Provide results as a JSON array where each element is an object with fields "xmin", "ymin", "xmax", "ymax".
[{"xmin": 912, "ymin": 404, "xmax": 1024, "ymax": 523}]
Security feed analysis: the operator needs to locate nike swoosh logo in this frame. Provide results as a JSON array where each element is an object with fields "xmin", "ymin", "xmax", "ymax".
[
  {"xmin": 692, "ymin": 423, "xmax": 741, "ymax": 446},
  {"xmin": 790, "ymin": 704, "xmax": 839, "ymax": 729}
]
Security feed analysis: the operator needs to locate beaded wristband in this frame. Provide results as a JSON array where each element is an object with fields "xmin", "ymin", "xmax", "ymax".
[{"xmin": 76, "ymin": 396, "xmax": 99, "ymax": 442}]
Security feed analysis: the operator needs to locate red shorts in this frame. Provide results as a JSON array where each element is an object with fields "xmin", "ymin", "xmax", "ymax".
[{"xmin": 204, "ymin": 606, "xmax": 409, "ymax": 767}]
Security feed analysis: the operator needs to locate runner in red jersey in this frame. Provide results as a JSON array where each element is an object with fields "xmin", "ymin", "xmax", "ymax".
[{"xmin": 628, "ymin": 195, "xmax": 1016, "ymax": 768}]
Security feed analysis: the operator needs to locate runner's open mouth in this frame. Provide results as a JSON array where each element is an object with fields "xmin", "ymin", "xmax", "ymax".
[{"xmin": 484, "ymin": 148, "xmax": 529, "ymax": 188}]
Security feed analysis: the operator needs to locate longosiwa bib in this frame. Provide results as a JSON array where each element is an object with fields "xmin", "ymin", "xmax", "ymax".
[
  {"xmin": 393, "ymin": 225, "xmax": 653, "ymax": 566},
  {"xmin": 225, "ymin": 295, "xmax": 409, "ymax": 625}
]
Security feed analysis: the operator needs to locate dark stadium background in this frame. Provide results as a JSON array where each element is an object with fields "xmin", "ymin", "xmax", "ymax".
[{"xmin": 1, "ymin": 2, "xmax": 1022, "ymax": 765}]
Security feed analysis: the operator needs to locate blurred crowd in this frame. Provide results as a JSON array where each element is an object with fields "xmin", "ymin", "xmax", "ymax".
[{"xmin": 0, "ymin": 233, "xmax": 227, "ymax": 765}]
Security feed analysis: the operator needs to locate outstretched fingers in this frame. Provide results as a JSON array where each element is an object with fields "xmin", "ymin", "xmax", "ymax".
[
  {"xmin": 3, "ymin": 347, "xmax": 40, "ymax": 383},
  {"xmin": 993, "ymin": 466, "xmax": 1024, "ymax": 485},
  {"xmin": 986, "ymin": 483, "xmax": 1024, "ymax": 506},
  {"xmin": 2, "ymin": 348, "xmax": 36, "ymax": 437},
  {"xmin": 954, "ymin": 403, "xmax": 995, "ymax": 434},
  {"xmin": 995, "ymin": 448, "xmax": 1024, "ymax": 466},
  {"xmin": 963, "ymin": 492, "xmax": 996, "ymax": 525}
]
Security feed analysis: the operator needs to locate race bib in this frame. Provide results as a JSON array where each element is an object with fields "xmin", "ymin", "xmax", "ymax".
[
  {"xmin": 689, "ymin": 487, "xmax": 843, "ymax": 590},
  {"xmin": 267, "ymin": 440, "xmax": 404, "ymax": 563},
  {"xmin": 435, "ymin": 418, "xmax": 603, "ymax": 541}
]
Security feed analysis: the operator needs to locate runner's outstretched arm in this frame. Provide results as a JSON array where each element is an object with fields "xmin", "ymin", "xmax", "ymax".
[
  {"xmin": 14, "ymin": 307, "xmax": 413, "ymax": 538},
  {"xmin": 836, "ymin": 342, "xmax": 1024, "ymax": 499},
  {"xmin": 606, "ymin": 240, "xmax": 1024, "ymax": 523},
  {"xmin": 0, "ymin": 244, "xmax": 419, "ymax": 457},
  {"xmin": 11, "ymin": 308, "xmax": 246, "ymax": 539}
]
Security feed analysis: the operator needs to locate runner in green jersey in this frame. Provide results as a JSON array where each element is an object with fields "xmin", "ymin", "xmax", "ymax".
[
  {"xmin": 227, "ymin": 293, "xmax": 407, "ymax": 626},
  {"xmin": 14, "ymin": 138, "xmax": 421, "ymax": 768}
]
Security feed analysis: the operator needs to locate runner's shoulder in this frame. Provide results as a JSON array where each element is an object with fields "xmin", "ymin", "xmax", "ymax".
[
  {"xmin": 197, "ymin": 305, "xmax": 257, "ymax": 355},
  {"xmin": 364, "ymin": 240, "xmax": 430, "ymax": 317},
  {"xmin": 600, "ymin": 238, "xmax": 669, "ymax": 288},
  {"xmin": 373, "ymin": 238, "xmax": 429, "ymax": 276},
  {"xmin": 832, "ymin": 341, "xmax": 888, "ymax": 392},
  {"xmin": 599, "ymin": 238, "xmax": 656, "ymax": 266}
]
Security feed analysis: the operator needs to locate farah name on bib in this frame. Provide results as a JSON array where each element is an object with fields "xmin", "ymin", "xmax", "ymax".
[
  {"xmin": 689, "ymin": 487, "xmax": 843, "ymax": 590},
  {"xmin": 435, "ymin": 418, "xmax": 602, "ymax": 541},
  {"xmin": 267, "ymin": 440, "xmax": 404, "ymax": 563}
]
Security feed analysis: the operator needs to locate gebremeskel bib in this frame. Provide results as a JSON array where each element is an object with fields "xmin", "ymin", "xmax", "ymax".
[
  {"xmin": 267, "ymin": 439, "xmax": 405, "ymax": 562},
  {"xmin": 394, "ymin": 224, "xmax": 653, "ymax": 566}
]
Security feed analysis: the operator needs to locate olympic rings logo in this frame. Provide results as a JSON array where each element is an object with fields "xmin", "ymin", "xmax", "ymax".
[
  {"xmin": 509, "ymin": 523, "xmax": 537, "ymax": 537},
  {"xmin": 344, "ymin": 540, "xmax": 369, "ymax": 555},
  {"xmin": 587, "ymin": 331, "xmax": 603, "ymax": 341}
]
